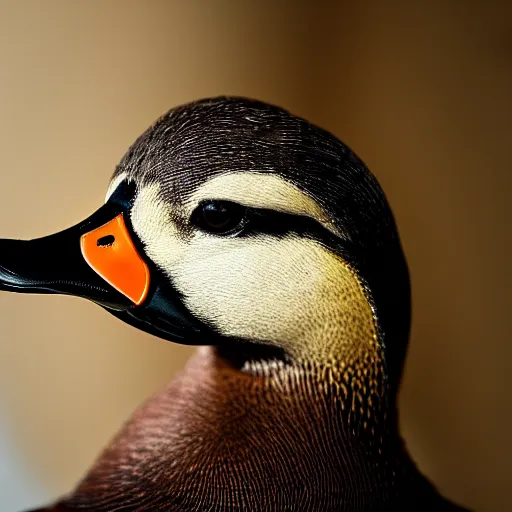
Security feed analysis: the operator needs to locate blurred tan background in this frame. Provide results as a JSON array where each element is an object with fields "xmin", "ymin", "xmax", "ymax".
[{"xmin": 0, "ymin": 1, "xmax": 510, "ymax": 510}]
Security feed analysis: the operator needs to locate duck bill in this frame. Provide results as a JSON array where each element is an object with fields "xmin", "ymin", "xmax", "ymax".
[
  {"xmin": 0, "ymin": 181, "xmax": 206, "ymax": 344},
  {"xmin": 0, "ymin": 201, "xmax": 144, "ymax": 310}
]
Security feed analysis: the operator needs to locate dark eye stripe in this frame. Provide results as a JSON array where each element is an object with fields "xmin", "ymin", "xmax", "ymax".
[
  {"xmin": 191, "ymin": 201, "xmax": 349, "ymax": 257},
  {"xmin": 241, "ymin": 207, "xmax": 347, "ymax": 249}
]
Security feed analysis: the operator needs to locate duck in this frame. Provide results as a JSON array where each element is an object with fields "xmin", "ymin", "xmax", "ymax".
[{"xmin": 0, "ymin": 97, "xmax": 470, "ymax": 512}]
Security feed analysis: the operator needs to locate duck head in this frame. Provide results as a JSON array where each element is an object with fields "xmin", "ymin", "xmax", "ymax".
[{"xmin": 0, "ymin": 97, "xmax": 410, "ymax": 399}]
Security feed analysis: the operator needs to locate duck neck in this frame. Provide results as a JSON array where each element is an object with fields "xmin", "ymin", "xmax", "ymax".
[
  {"xmin": 215, "ymin": 339, "xmax": 397, "ymax": 448},
  {"xmin": 182, "ymin": 346, "xmax": 424, "ymax": 504},
  {"xmin": 68, "ymin": 345, "xmax": 435, "ymax": 511}
]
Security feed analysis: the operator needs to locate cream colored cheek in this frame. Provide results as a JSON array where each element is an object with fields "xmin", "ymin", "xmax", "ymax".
[
  {"xmin": 130, "ymin": 186, "xmax": 376, "ymax": 361},
  {"xmin": 130, "ymin": 184, "xmax": 187, "ymax": 267},
  {"xmin": 170, "ymin": 236, "xmax": 345, "ymax": 351}
]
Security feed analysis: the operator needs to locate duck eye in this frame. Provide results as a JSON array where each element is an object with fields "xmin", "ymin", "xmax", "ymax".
[{"xmin": 193, "ymin": 200, "xmax": 246, "ymax": 235}]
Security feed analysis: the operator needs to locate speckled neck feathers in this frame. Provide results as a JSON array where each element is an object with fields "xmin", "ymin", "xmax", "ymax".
[{"xmin": 55, "ymin": 348, "xmax": 449, "ymax": 512}]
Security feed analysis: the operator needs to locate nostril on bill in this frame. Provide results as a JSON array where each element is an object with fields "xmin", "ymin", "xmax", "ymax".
[{"xmin": 97, "ymin": 235, "xmax": 115, "ymax": 247}]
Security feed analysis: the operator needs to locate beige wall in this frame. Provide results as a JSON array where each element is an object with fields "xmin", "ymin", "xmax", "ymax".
[{"xmin": 0, "ymin": 1, "xmax": 510, "ymax": 510}]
